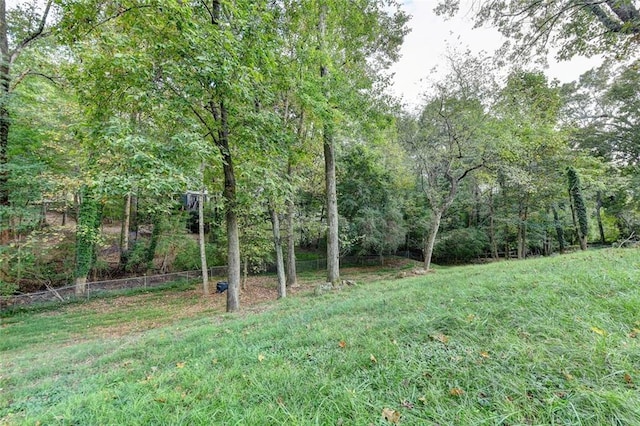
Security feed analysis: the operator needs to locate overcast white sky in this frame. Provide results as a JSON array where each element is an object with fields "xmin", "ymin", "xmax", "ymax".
[{"xmin": 389, "ymin": 0, "xmax": 603, "ymax": 108}]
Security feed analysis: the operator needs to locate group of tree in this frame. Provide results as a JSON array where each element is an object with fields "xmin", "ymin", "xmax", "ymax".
[{"xmin": 1, "ymin": 0, "xmax": 639, "ymax": 311}]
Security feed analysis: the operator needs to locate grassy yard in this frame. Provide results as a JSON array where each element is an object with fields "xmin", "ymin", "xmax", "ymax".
[{"xmin": 1, "ymin": 249, "xmax": 639, "ymax": 425}]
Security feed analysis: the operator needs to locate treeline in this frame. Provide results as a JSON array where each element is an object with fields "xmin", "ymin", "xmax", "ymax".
[{"xmin": 1, "ymin": 1, "xmax": 639, "ymax": 312}]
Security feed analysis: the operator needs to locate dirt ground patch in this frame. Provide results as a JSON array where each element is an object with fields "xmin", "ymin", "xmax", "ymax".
[{"xmin": 49, "ymin": 259, "xmax": 420, "ymax": 339}]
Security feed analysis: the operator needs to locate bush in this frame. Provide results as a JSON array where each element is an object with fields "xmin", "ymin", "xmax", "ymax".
[
  {"xmin": 433, "ymin": 227, "xmax": 489, "ymax": 264},
  {"xmin": 173, "ymin": 239, "xmax": 225, "ymax": 272}
]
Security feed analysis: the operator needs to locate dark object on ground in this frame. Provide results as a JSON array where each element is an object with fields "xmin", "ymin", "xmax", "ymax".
[{"xmin": 216, "ymin": 281, "xmax": 228, "ymax": 293}]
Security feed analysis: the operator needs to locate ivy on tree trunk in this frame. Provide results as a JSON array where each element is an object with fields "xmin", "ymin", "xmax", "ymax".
[{"xmin": 567, "ymin": 167, "xmax": 588, "ymax": 250}]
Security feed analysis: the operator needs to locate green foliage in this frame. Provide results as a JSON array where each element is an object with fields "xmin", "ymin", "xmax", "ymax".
[
  {"xmin": 436, "ymin": 0, "xmax": 640, "ymax": 60},
  {"xmin": 433, "ymin": 227, "xmax": 489, "ymax": 263},
  {"xmin": 0, "ymin": 228, "xmax": 76, "ymax": 292},
  {"xmin": 0, "ymin": 279, "xmax": 18, "ymax": 297},
  {"xmin": 338, "ymin": 145, "xmax": 406, "ymax": 255},
  {"xmin": 74, "ymin": 188, "xmax": 102, "ymax": 280},
  {"xmin": 173, "ymin": 240, "xmax": 225, "ymax": 272}
]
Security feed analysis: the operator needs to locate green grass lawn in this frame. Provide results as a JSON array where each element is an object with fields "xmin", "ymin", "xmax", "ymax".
[{"xmin": 1, "ymin": 249, "xmax": 640, "ymax": 425}]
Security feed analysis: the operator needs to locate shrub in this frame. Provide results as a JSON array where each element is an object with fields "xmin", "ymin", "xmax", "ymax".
[{"xmin": 433, "ymin": 227, "xmax": 489, "ymax": 264}]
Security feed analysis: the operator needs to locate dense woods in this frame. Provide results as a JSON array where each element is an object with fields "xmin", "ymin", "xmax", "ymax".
[{"xmin": 1, "ymin": 0, "xmax": 639, "ymax": 312}]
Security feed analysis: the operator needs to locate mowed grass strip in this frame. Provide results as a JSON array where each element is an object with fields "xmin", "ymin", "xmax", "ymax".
[{"xmin": 1, "ymin": 249, "xmax": 639, "ymax": 425}]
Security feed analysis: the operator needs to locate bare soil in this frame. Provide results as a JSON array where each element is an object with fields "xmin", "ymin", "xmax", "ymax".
[{"xmin": 50, "ymin": 259, "xmax": 420, "ymax": 339}]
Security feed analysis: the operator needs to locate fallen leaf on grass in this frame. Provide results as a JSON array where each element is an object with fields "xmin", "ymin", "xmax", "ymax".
[
  {"xmin": 401, "ymin": 400, "xmax": 414, "ymax": 409},
  {"xmin": 431, "ymin": 333, "xmax": 449, "ymax": 344},
  {"xmin": 382, "ymin": 408, "xmax": 401, "ymax": 423},
  {"xmin": 450, "ymin": 388, "xmax": 465, "ymax": 397},
  {"xmin": 590, "ymin": 326, "xmax": 607, "ymax": 336},
  {"xmin": 479, "ymin": 351, "xmax": 490, "ymax": 358},
  {"xmin": 624, "ymin": 373, "xmax": 633, "ymax": 385},
  {"xmin": 629, "ymin": 328, "xmax": 640, "ymax": 338},
  {"xmin": 338, "ymin": 340, "xmax": 347, "ymax": 349},
  {"xmin": 258, "ymin": 354, "xmax": 265, "ymax": 362},
  {"xmin": 176, "ymin": 362, "xmax": 185, "ymax": 369},
  {"xmin": 370, "ymin": 354, "xmax": 377, "ymax": 363}
]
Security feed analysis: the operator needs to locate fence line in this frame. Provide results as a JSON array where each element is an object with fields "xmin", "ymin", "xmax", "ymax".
[{"xmin": 0, "ymin": 255, "xmax": 407, "ymax": 311}]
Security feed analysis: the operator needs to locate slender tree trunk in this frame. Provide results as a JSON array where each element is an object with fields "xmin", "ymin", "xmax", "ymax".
[
  {"xmin": 596, "ymin": 191, "xmax": 605, "ymax": 244},
  {"xmin": 569, "ymin": 195, "xmax": 578, "ymax": 245},
  {"xmin": 285, "ymin": 195, "xmax": 298, "ymax": 287},
  {"xmin": 0, "ymin": 1, "xmax": 10, "ymax": 244},
  {"xmin": 0, "ymin": 0, "xmax": 10, "ymax": 210},
  {"xmin": 319, "ymin": 3, "xmax": 340, "ymax": 286},
  {"xmin": 199, "ymin": 173, "xmax": 209, "ymax": 295},
  {"xmin": 324, "ymin": 128, "xmax": 340, "ymax": 285},
  {"xmin": 216, "ymin": 103, "xmax": 240, "ymax": 312},
  {"xmin": 130, "ymin": 195, "xmax": 139, "ymax": 242},
  {"xmin": 62, "ymin": 200, "xmax": 67, "ymax": 226},
  {"xmin": 517, "ymin": 201, "xmax": 527, "ymax": 259},
  {"xmin": 269, "ymin": 203, "xmax": 286, "ymax": 299},
  {"xmin": 424, "ymin": 209, "xmax": 443, "ymax": 271},
  {"xmin": 504, "ymin": 224, "xmax": 510, "ymax": 258},
  {"xmin": 241, "ymin": 255, "xmax": 248, "ymax": 291},
  {"xmin": 488, "ymin": 190, "xmax": 498, "ymax": 259},
  {"xmin": 552, "ymin": 205, "xmax": 565, "ymax": 254},
  {"xmin": 40, "ymin": 201, "xmax": 47, "ymax": 227},
  {"xmin": 119, "ymin": 193, "xmax": 131, "ymax": 266}
]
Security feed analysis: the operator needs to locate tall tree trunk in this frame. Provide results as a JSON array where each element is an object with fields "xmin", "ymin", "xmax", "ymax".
[
  {"xmin": 74, "ymin": 188, "xmax": 100, "ymax": 296},
  {"xmin": 324, "ymin": 127, "xmax": 340, "ymax": 285},
  {"xmin": 488, "ymin": 190, "xmax": 498, "ymax": 259},
  {"xmin": 596, "ymin": 191, "xmax": 606, "ymax": 244},
  {"xmin": 119, "ymin": 193, "xmax": 131, "ymax": 266},
  {"xmin": 424, "ymin": 209, "xmax": 443, "ymax": 271},
  {"xmin": 285, "ymin": 195, "xmax": 298, "ymax": 287},
  {"xmin": 130, "ymin": 194, "xmax": 139, "ymax": 242},
  {"xmin": 199, "ymin": 173, "xmax": 209, "ymax": 295},
  {"xmin": 217, "ymin": 103, "xmax": 240, "ymax": 312},
  {"xmin": 552, "ymin": 205, "xmax": 565, "ymax": 254},
  {"xmin": 0, "ymin": 0, "xmax": 10, "ymax": 210},
  {"xmin": 319, "ymin": 4, "xmax": 340, "ymax": 286},
  {"xmin": 517, "ymin": 201, "xmax": 527, "ymax": 259},
  {"xmin": 269, "ymin": 203, "xmax": 286, "ymax": 299},
  {"xmin": 569, "ymin": 194, "xmax": 578, "ymax": 245},
  {"xmin": 568, "ymin": 168, "xmax": 588, "ymax": 251}
]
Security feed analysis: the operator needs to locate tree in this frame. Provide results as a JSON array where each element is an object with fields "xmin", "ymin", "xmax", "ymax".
[
  {"xmin": 436, "ymin": 0, "xmax": 640, "ymax": 60},
  {"xmin": 403, "ymin": 55, "xmax": 491, "ymax": 270},
  {"xmin": 0, "ymin": 0, "xmax": 54, "ymax": 240},
  {"xmin": 338, "ymin": 144, "xmax": 406, "ymax": 257},
  {"xmin": 567, "ymin": 166, "xmax": 589, "ymax": 250},
  {"xmin": 493, "ymin": 71, "xmax": 569, "ymax": 258}
]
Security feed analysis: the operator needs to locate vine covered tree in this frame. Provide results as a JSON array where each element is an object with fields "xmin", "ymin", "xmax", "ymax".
[{"xmin": 567, "ymin": 167, "xmax": 589, "ymax": 250}]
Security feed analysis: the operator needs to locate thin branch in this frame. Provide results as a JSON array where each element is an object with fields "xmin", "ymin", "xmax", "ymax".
[
  {"xmin": 9, "ymin": 0, "xmax": 53, "ymax": 64},
  {"xmin": 9, "ymin": 68, "xmax": 29, "ymax": 90},
  {"xmin": 457, "ymin": 162, "xmax": 484, "ymax": 182},
  {"xmin": 83, "ymin": 4, "xmax": 156, "ymax": 37}
]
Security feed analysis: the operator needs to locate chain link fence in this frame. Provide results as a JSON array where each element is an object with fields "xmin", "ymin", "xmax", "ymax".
[{"xmin": 1, "ymin": 255, "xmax": 408, "ymax": 311}]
